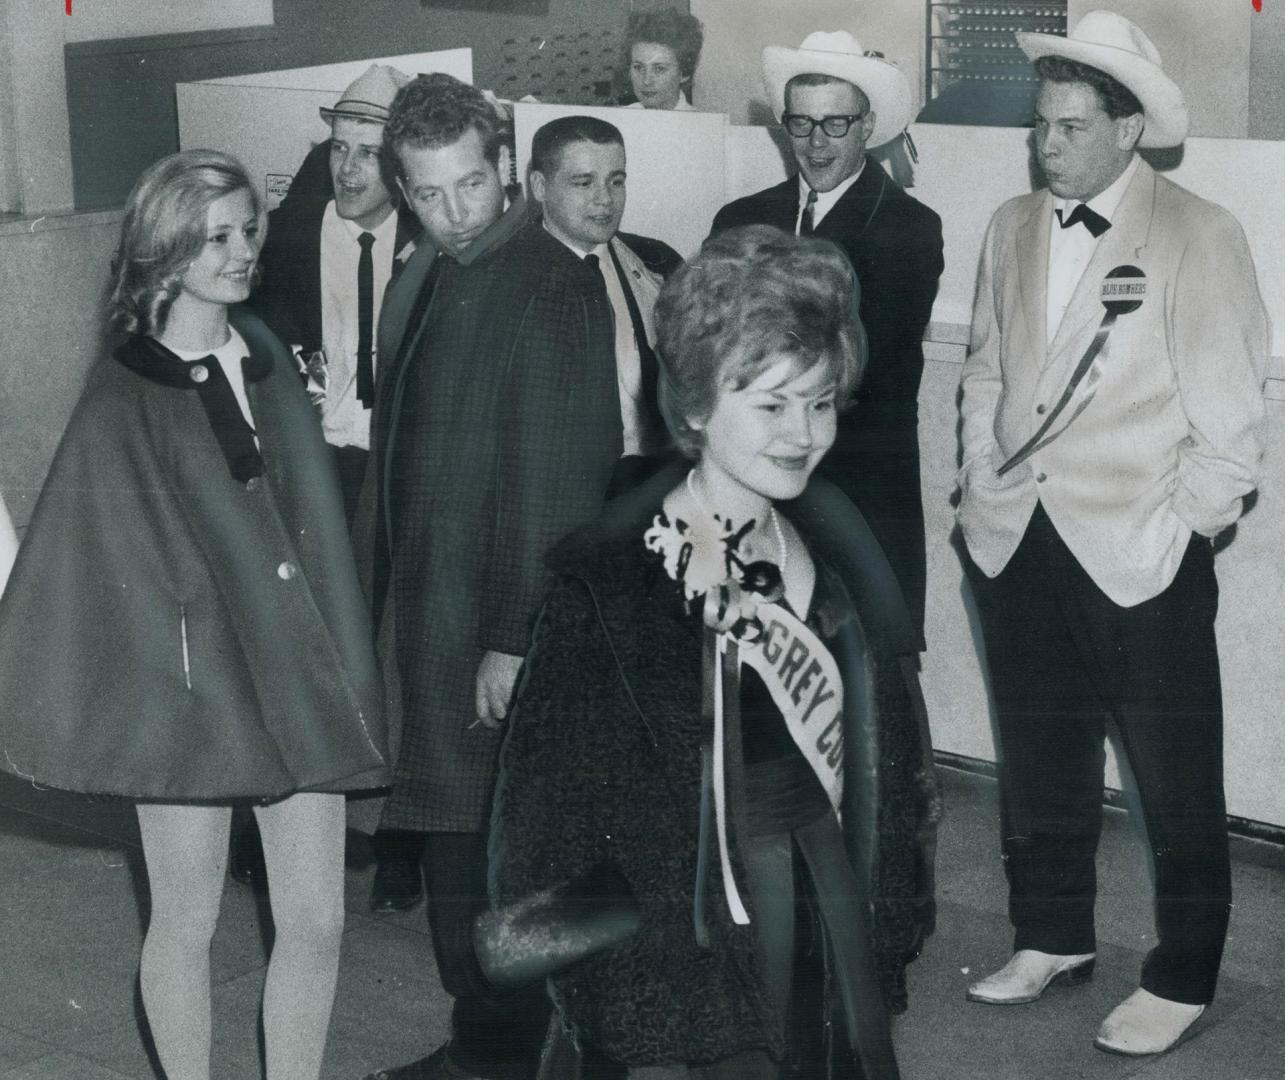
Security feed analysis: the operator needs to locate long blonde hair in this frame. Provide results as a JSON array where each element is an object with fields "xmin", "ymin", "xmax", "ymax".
[{"xmin": 107, "ymin": 149, "xmax": 262, "ymax": 336}]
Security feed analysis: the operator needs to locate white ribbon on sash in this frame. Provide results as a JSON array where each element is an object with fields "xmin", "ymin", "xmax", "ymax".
[{"xmin": 711, "ymin": 601, "xmax": 845, "ymax": 925}]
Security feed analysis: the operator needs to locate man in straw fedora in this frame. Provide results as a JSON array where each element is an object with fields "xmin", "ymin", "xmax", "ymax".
[
  {"xmin": 711, "ymin": 30, "xmax": 944, "ymax": 649},
  {"xmin": 957, "ymin": 9, "xmax": 1268, "ymax": 1056},
  {"xmin": 247, "ymin": 64, "xmax": 426, "ymax": 913}
]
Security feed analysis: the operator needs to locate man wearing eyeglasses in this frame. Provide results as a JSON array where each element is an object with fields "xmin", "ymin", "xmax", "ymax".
[{"xmin": 710, "ymin": 30, "xmax": 943, "ymax": 647}]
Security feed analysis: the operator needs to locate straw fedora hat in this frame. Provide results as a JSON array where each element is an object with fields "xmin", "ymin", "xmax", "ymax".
[
  {"xmin": 319, "ymin": 64, "xmax": 410, "ymax": 125},
  {"xmin": 1017, "ymin": 10, "xmax": 1188, "ymax": 148},
  {"xmin": 762, "ymin": 31, "xmax": 913, "ymax": 149}
]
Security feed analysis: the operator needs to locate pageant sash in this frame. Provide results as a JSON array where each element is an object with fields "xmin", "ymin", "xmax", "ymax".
[
  {"xmin": 707, "ymin": 603, "xmax": 845, "ymax": 927},
  {"xmin": 740, "ymin": 602, "xmax": 845, "ymax": 813}
]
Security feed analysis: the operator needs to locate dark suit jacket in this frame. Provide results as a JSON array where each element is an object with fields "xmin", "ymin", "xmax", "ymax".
[
  {"xmin": 711, "ymin": 159, "xmax": 943, "ymax": 639},
  {"xmin": 250, "ymin": 183, "xmax": 420, "ymax": 356}
]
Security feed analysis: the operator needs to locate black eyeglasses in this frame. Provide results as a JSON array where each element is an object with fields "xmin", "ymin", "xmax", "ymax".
[{"xmin": 782, "ymin": 113, "xmax": 866, "ymax": 138}]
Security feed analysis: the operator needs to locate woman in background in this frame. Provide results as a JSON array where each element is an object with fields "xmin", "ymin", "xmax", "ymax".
[
  {"xmin": 623, "ymin": 9, "xmax": 704, "ymax": 111},
  {"xmin": 0, "ymin": 149, "xmax": 386, "ymax": 1080},
  {"xmin": 490, "ymin": 226, "xmax": 938, "ymax": 1079}
]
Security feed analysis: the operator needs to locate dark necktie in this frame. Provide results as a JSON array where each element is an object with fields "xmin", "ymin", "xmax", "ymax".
[
  {"xmin": 357, "ymin": 231, "xmax": 376, "ymax": 408},
  {"xmin": 584, "ymin": 253, "xmax": 600, "ymax": 271},
  {"xmin": 1056, "ymin": 203, "xmax": 1111, "ymax": 238},
  {"xmin": 799, "ymin": 188, "xmax": 818, "ymax": 236}
]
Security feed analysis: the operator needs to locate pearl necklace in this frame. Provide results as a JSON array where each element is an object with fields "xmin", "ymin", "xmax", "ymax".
[{"xmin": 686, "ymin": 470, "xmax": 787, "ymax": 576}]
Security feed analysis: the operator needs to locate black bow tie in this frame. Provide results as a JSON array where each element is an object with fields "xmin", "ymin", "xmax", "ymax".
[{"xmin": 1056, "ymin": 203, "xmax": 1111, "ymax": 238}]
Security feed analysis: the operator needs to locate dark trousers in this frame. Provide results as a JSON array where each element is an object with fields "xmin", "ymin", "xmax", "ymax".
[
  {"xmin": 969, "ymin": 503, "xmax": 1231, "ymax": 1005},
  {"xmin": 423, "ymin": 831, "xmax": 551, "ymax": 1079},
  {"xmin": 330, "ymin": 443, "xmax": 368, "ymax": 532}
]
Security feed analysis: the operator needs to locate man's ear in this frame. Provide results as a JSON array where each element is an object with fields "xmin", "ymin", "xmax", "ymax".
[
  {"xmin": 861, "ymin": 109, "xmax": 877, "ymax": 141},
  {"xmin": 529, "ymin": 169, "xmax": 546, "ymax": 204},
  {"xmin": 497, "ymin": 144, "xmax": 513, "ymax": 188},
  {"xmin": 1117, "ymin": 112, "xmax": 1145, "ymax": 152}
]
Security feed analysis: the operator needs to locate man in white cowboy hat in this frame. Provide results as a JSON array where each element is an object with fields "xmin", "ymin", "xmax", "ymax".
[
  {"xmin": 710, "ymin": 30, "xmax": 944, "ymax": 647},
  {"xmin": 957, "ymin": 9, "xmax": 1268, "ymax": 1056},
  {"xmin": 247, "ymin": 63, "xmax": 426, "ymax": 913}
]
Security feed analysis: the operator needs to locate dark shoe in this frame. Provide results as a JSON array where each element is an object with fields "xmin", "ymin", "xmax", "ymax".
[
  {"xmin": 368, "ymin": 850, "xmax": 424, "ymax": 913},
  {"xmin": 362, "ymin": 1044, "xmax": 495, "ymax": 1079},
  {"xmin": 228, "ymin": 823, "xmax": 267, "ymax": 894}
]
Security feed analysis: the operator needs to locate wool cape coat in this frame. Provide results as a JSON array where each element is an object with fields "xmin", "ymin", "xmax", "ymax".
[
  {"xmin": 710, "ymin": 158, "xmax": 944, "ymax": 640},
  {"xmin": 0, "ymin": 307, "xmax": 387, "ymax": 800},
  {"xmin": 362, "ymin": 202, "xmax": 643, "ymax": 833},
  {"xmin": 488, "ymin": 465, "xmax": 939, "ymax": 1067}
]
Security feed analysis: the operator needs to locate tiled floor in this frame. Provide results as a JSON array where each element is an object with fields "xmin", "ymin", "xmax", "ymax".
[{"xmin": 0, "ymin": 765, "xmax": 1281, "ymax": 1079}]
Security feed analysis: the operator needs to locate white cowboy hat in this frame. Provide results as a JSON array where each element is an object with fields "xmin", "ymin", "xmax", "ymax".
[
  {"xmin": 762, "ymin": 31, "xmax": 913, "ymax": 149},
  {"xmin": 1017, "ymin": 10, "xmax": 1188, "ymax": 148},
  {"xmin": 319, "ymin": 64, "xmax": 410, "ymax": 125}
]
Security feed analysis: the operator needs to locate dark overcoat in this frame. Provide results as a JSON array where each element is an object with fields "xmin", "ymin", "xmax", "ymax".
[
  {"xmin": 364, "ymin": 204, "xmax": 627, "ymax": 832},
  {"xmin": 710, "ymin": 159, "xmax": 944, "ymax": 639},
  {"xmin": 489, "ymin": 466, "xmax": 940, "ymax": 1067},
  {"xmin": 0, "ymin": 307, "xmax": 387, "ymax": 799}
]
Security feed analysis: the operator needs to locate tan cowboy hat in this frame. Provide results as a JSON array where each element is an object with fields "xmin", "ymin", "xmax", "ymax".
[
  {"xmin": 762, "ymin": 30, "xmax": 913, "ymax": 149},
  {"xmin": 319, "ymin": 64, "xmax": 410, "ymax": 125},
  {"xmin": 1017, "ymin": 10, "xmax": 1188, "ymax": 148}
]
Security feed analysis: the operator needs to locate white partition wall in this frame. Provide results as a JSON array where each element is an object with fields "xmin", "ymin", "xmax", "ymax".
[
  {"xmin": 176, "ymin": 49, "xmax": 473, "ymax": 209},
  {"xmin": 512, "ymin": 101, "xmax": 729, "ymax": 259}
]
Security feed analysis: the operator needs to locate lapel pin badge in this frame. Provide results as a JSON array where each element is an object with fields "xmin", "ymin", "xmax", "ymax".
[{"xmin": 1101, "ymin": 265, "xmax": 1146, "ymax": 315}]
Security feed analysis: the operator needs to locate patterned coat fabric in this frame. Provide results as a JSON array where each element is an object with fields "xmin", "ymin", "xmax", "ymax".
[
  {"xmin": 0, "ymin": 307, "xmax": 387, "ymax": 800},
  {"xmin": 489, "ymin": 467, "xmax": 939, "ymax": 1066},
  {"xmin": 710, "ymin": 159, "xmax": 944, "ymax": 640},
  {"xmin": 372, "ymin": 206, "xmax": 626, "ymax": 832}
]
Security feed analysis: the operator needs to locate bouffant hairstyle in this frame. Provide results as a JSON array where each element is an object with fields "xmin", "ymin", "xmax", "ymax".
[
  {"xmin": 529, "ymin": 115, "xmax": 623, "ymax": 177},
  {"xmin": 624, "ymin": 10, "xmax": 705, "ymax": 78},
  {"xmin": 1034, "ymin": 56, "xmax": 1144, "ymax": 120},
  {"xmin": 107, "ymin": 149, "xmax": 261, "ymax": 337},
  {"xmin": 382, "ymin": 73, "xmax": 508, "ymax": 181},
  {"xmin": 655, "ymin": 225, "xmax": 866, "ymax": 458}
]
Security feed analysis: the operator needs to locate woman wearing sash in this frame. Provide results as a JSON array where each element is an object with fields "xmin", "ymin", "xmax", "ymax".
[
  {"xmin": 489, "ymin": 225, "xmax": 938, "ymax": 1079},
  {"xmin": 0, "ymin": 150, "xmax": 386, "ymax": 1080}
]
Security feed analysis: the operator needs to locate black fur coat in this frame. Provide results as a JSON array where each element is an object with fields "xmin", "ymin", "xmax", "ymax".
[{"xmin": 488, "ymin": 469, "xmax": 938, "ymax": 1067}]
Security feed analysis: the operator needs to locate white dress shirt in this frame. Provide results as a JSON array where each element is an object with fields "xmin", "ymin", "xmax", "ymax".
[
  {"xmin": 545, "ymin": 226, "xmax": 647, "ymax": 455},
  {"xmin": 1046, "ymin": 155, "xmax": 1139, "ymax": 345},
  {"xmin": 319, "ymin": 200, "xmax": 399, "ymax": 449},
  {"xmin": 794, "ymin": 161, "xmax": 865, "ymax": 235}
]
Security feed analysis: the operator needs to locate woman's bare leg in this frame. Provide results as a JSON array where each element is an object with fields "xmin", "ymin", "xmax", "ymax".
[
  {"xmin": 255, "ymin": 792, "xmax": 346, "ymax": 1080},
  {"xmin": 136, "ymin": 802, "xmax": 230, "ymax": 1080}
]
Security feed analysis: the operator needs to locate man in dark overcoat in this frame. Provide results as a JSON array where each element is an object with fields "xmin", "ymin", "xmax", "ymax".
[
  {"xmin": 356, "ymin": 77, "xmax": 646, "ymax": 1080},
  {"xmin": 710, "ymin": 30, "xmax": 944, "ymax": 642}
]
